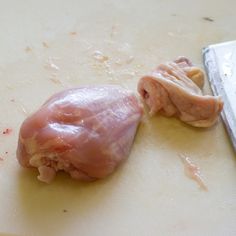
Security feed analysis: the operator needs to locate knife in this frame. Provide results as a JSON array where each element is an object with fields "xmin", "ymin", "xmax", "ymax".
[{"xmin": 203, "ymin": 40, "xmax": 236, "ymax": 151}]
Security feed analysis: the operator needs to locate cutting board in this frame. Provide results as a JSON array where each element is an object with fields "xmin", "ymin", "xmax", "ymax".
[{"xmin": 0, "ymin": 0, "xmax": 236, "ymax": 235}]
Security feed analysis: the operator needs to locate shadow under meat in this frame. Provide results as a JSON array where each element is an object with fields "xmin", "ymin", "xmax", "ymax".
[
  {"xmin": 16, "ymin": 164, "xmax": 123, "ymax": 234},
  {"xmin": 139, "ymin": 111, "xmax": 218, "ymax": 155}
]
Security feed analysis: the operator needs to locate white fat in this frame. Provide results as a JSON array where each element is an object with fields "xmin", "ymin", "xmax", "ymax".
[
  {"xmin": 29, "ymin": 154, "xmax": 44, "ymax": 167},
  {"xmin": 37, "ymin": 166, "xmax": 56, "ymax": 184},
  {"xmin": 47, "ymin": 153, "xmax": 58, "ymax": 160}
]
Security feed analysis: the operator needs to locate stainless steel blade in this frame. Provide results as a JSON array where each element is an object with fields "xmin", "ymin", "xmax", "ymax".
[{"xmin": 203, "ymin": 40, "xmax": 236, "ymax": 151}]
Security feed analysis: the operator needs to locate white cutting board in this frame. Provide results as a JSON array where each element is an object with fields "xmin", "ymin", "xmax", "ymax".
[{"xmin": 0, "ymin": 0, "xmax": 236, "ymax": 235}]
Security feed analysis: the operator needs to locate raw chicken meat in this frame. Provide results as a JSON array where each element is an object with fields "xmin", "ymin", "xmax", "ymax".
[
  {"xmin": 17, "ymin": 85, "xmax": 142, "ymax": 183},
  {"xmin": 138, "ymin": 57, "xmax": 223, "ymax": 127}
]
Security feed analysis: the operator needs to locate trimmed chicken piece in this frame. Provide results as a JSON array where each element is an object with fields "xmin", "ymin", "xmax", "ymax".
[
  {"xmin": 138, "ymin": 57, "xmax": 223, "ymax": 127},
  {"xmin": 17, "ymin": 85, "xmax": 142, "ymax": 183},
  {"xmin": 180, "ymin": 154, "xmax": 207, "ymax": 191}
]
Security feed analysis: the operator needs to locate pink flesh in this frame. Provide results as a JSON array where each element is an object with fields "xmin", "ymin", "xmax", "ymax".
[
  {"xmin": 180, "ymin": 155, "xmax": 207, "ymax": 191},
  {"xmin": 17, "ymin": 85, "xmax": 142, "ymax": 183},
  {"xmin": 138, "ymin": 57, "xmax": 223, "ymax": 127}
]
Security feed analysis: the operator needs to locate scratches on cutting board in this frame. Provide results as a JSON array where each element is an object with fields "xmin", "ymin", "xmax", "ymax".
[{"xmin": 202, "ymin": 17, "xmax": 214, "ymax": 22}]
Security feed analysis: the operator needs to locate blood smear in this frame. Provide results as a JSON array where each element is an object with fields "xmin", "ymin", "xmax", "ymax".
[
  {"xmin": 180, "ymin": 154, "xmax": 207, "ymax": 191},
  {"xmin": 2, "ymin": 128, "xmax": 12, "ymax": 135}
]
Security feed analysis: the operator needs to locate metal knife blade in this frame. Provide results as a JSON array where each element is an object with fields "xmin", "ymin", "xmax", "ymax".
[{"xmin": 203, "ymin": 40, "xmax": 236, "ymax": 151}]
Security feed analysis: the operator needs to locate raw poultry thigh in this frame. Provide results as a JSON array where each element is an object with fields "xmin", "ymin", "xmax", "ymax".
[{"xmin": 17, "ymin": 85, "xmax": 142, "ymax": 183}]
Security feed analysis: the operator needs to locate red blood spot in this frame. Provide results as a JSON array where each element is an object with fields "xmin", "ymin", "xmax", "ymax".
[
  {"xmin": 2, "ymin": 128, "xmax": 12, "ymax": 135},
  {"xmin": 0, "ymin": 157, "xmax": 3, "ymax": 161}
]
